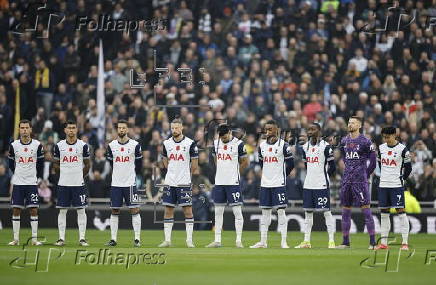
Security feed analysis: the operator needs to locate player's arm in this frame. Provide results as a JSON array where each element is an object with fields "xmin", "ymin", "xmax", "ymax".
[
  {"xmin": 36, "ymin": 144, "xmax": 45, "ymax": 180},
  {"xmin": 159, "ymin": 143, "xmax": 168, "ymax": 169},
  {"xmin": 83, "ymin": 144, "xmax": 91, "ymax": 177},
  {"xmin": 324, "ymin": 145, "xmax": 336, "ymax": 176},
  {"xmin": 238, "ymin": 142, "xmax": 249, "ymax": 173},
  {"xmin": 258, "ymin": 146, "xmax": 263, "ymax": 169},
  {"xmin": 8, "ymin": 144, "xmax": 15, "ymax": 174},
  {"xmin": 135, "ymin": 144, "xmax": 143, "ymax": 175},
  {"xmin": 52, "ymin": 144, "xmax": 60, "ymax": 176},
  {"xmin": 211, "ymin": 143, "xmax": 217, "ymax": 165},
  {"xmin": 367, "ymin": 142, "xmax": 376, "ymax": 177},
  {"xmin": 284, "ymin": 143, "xmax": 294, "ymax": 176},
  {"xmin": 377, "ymin": 146, "xmax": 381, "ymax": 169},
  {"xmin": 301, "ymin": 147, "xmax": 307, "ymax": 169},
  {"xmin": 105, "ymin": 145, "xmax": 113, "ymax": 170},
  {"xmin": 190, "ymin": 141, "xmax": 199, "ymax": 175},
  {"xmin": 401, "ymin": 148, "xmax": 412, "ymax": 180}
]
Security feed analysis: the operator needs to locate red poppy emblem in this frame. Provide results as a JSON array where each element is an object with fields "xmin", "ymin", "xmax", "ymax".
[
  {"xmin": 312, "ymin": 148, "xmax": 315, "ymax": 152},
  {"xmin": 387, "ymin": 151, "xmax": 392, "ymax": 155},
  {"xmin": 69, "ymin": 148, "xmax": 73, "ymax": 152},
  {"xmin": 224, "ymin": 145, "xmax": 227, "ymax": 150},
  {"xmin": 269, "ymin": 147, "xmax": 272, "ymax": 152},
  {"xmin": 121, "ymin": 147, "xmax": 124, "ymax": 152},
  {"xmin": 24, "ymin": 148, "xmax": 28, "ymax": 152},
  {"xmin": 176, "ymin": 146, "xmax": 180, "ymax": 150}
]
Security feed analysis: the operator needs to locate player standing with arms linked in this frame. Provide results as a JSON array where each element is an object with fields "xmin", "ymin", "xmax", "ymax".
[
  {"xmin": 53, "ymin": 121, "xmax": 91, "ymax": 246},
  {"xmin": 158, "ymin": 118, "xmax": 199, "ymax": 248},
  {"xmin": 336, "ymin": 116, "xmax": 377, "ymax": 249},
  {"xmin": 295, "ymin": 123, "xmax": 336, "ymax": 249},
  {"xmin": 376, "ymin": 126, "xmax": 412, "ymax": 250},
  {"xmin": 8, "ymin": 120, "xmax": 44, "ymax": 246},
  {"xmin": 250, "ymin": 120, "xmax": 294, "ymax": 249},
  {"xmin": 206, "ymin": 124, "xmax": 248, "ymax": 248},
  {"xmin": 105, "ymin": 120, "xmax": 143, "ymax": 247}
]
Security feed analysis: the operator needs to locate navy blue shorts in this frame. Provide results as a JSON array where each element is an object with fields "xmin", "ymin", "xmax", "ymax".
[
  {"xmin": 110, "ymin": 186, "xmax": 140, "ymax": 209},
  {"xmin": 162, "ymin": 186, "xmax": 192, "ymax": 207},
  {"xmin": 378, "ymin": 187, "xmax": 405, "ymax": 209},
  {"xmin": 303, "ymin": 188, "xmax": 330, "ymax": 211},
  {"xmin": 56, "ymin": 185, "xmax": 88, "ymax": 208},
  {"xmin": 259, "ymin": 187, "xmax": 287, "ymax": 209},
  {"xmin": 212, "ymin": 185, "xmax": 242, "ymax": 206},
  {"xmin": 11, "ymin": 185, "xmax": 39, "ymax": 208}
]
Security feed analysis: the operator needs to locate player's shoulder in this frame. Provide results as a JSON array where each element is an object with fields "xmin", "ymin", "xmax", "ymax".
[
  {"xmin": 108, "ymin": 139, "xmax": 117, "ymax": 147},
  {"xmin": 184, "ymin": 136, "xmax": 195, "ymax": 144},
  {"xmin": 379, "ymin": 142, "xmax": 387, "ymax": 150},
  {"xmin": 31, "ymin": 139, "xmax": 42, "ymax": 146},
  {"xmin": 129, "ymin": 138, "xmax": 140, "ymax": 146},
  {"xmin": 10, "ymin": 139, "xmax": 20, "ymax": 147}
]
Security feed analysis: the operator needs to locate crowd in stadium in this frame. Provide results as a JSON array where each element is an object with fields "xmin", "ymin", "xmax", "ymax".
[{"xmin": 0, "ymin": 0, "xmax": 435, "ymax": 209}]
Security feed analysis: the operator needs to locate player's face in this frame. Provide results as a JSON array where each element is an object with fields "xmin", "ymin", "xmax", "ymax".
[
  {"xmin": 307, "ymin": 125, "xmax": 319, "ymax": 138},
  {"xmin": 64, "ymin": 124, "xmax": 77, "ymax": 139},
  {"xmin": 19, "ymin": 123, "xmax": 31, "ymax": 138},
  {"xmin": 220, "ymin": 131, "xmax": 232, "ymax": 143},
  {"xmin": 117, "ymin": 123, "xmax": 128, "ymax": 138},
  {"xmin": 382, "ymin": 133, "xmax": 396, "ymax": 145},
  {"xmin": 171, "ymin": 123, "xmax": 183, "ymax": 137},
  {"xmin": 347, "ymin": 118, "xmax": 361, "ymax": 132},
  {"xmin": 264, "ymin": 124, "xmax": 278, "ymax": 139}
]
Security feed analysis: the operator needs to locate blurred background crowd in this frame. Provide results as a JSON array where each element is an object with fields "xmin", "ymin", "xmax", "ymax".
[{"xmin": 0, "ymin": 0, "xmax": 435, "ymax": 217}]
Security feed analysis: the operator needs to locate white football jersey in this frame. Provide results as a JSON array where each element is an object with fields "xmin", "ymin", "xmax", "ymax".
[
  {"xmin": 106, "ymin": 139, "xmax": 142, "ymax": 187},
  {"xmin": 212, "ymin": 137, "xmax": 247, "ymax": 185},
  {"xmin": 9, "ymin": 139, "xmax": 44, "ymax": 185},
  {"xmin": 258, "ymin": 139, "xmax": 293, "ymax": 187},
  {"xmin": 378, "ymin": 143, "xmax": 411, "ymax": 187},
  {"xmin": 163, "ymin": 136, "xmax": 198, "ymax": 187},
  {"xmin": 301, "ymin": 140, "xmax": 334, "ymax": 189},
  {"xmin": 53, "ymin": 139, "xmax": 90, "ymax": 186}
]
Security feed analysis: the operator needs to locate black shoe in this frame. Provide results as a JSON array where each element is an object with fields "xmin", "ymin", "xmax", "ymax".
[
  {"xmin": 106, "ymin": 240, "xmax": 117, "ymax": 246},
  {"xmin": 134, "ymin": 239, "xmax": 141, "ymax": 247}
]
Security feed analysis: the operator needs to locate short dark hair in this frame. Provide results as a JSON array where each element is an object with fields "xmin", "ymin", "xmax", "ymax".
[
  {"xmin": 350, "ymin": 116, "xmax": 362, "ymax": 124},
  {"xmin": 217, "ymin": 124, "xmax": 231, "ymax": 136},
  {"xmin": 381, "ymin": 126, "xmax": 396, "ymax": 135},
  {"xmin": 19, "ymin": 119, "xmax": 31, "ymax": 128},
  {"xmin": 265, "ymin": 119, "xmax": 278, "ymax": 126},
  {"xmin": 64, "ymin": 120, "xmax": 77, "ymax": 128},
  {"xmin": 171, "ymin": 118, "xmax": 183, "ymax": 125},
  {"xmin": 117, "ymin": 119, "xmax": 129, "ymax": 128}
]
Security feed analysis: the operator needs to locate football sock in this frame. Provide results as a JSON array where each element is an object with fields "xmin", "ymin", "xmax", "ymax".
[
  {"xmin": 341, "ymin": 208, "xmax": 351, "ymax": 245},
  {"xmin": 186, "ymin": 217, "xmax": 194, "ymax": 243},
  {"xmin": 399, "ymin": 213, "xmax": 409, "ymax": 244},
  {"xmin": 163, "ymin": 218, "xmax": 174, "ymax": 242},
  {"xmin": 380, "ymin": 213, "xmax": 390, "ymax": 245},
  {"xmin": 214, "ymin": 205, "xmax": 225, "ymax": 243},
  {"xmin": 110, "ymin": 213, "xmax": 119, "ymax": 241},
  {"xmin": 30, "ymin": 215, "xmax": 38, "ymax": 242},
  {"xmin": 277, "ymin": 208, "xmax": 288, "ymax": 244},
  {"xmin": 132, "ymin": 213, "xmax": 141, "ymax": 241},
  {"xmin": 58, "ymin": 209, "xmax": 67, "ymax": 241},
  {"xmin": 260, "ymin": 209, "xmax": 272, "ymax": 244},
  {"xmin": 304, "ymin": 211, "xmax": 314, "ymax": 242},
  {"xmin": 324, "ymin": 211, "xmax": 335, "ymax": 242},
  {"xmin": 362, "ymin": 207, "xmax": 376, "ymax": 245},
  {"xmin": 12, "ymin": 215, "xmax": 20, "ymax": 241},
  {"xmin": 232, "ymin": 205, "xmax": 244, "ymax": 243},
  {"xmin": 77, "ymin": 208, "xmax": 87, "ymax": 240}
]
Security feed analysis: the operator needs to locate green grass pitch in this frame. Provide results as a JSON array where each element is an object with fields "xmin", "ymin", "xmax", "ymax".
[{"xmin": 0, "ymin": 229, "xmax": 435, "ymax": 285}]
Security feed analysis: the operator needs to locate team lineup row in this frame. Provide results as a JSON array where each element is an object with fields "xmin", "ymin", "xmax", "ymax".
[{"xmin": 7, "ymin": 117, "xmax": 412, "ymax": 250}]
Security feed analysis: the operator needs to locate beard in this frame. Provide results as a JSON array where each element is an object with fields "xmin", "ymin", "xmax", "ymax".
[{"xmin": 118, "ymin": 133, "xmax": 126, "ymax": 138}]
